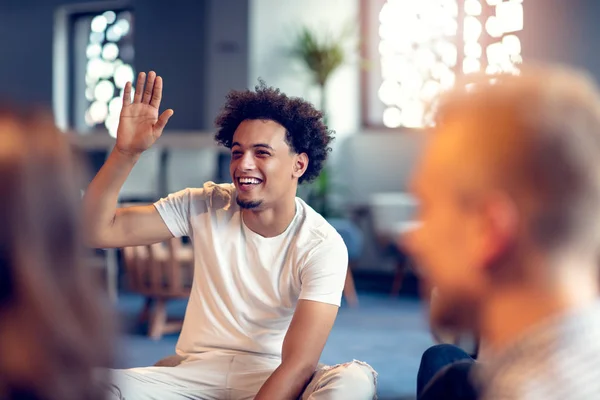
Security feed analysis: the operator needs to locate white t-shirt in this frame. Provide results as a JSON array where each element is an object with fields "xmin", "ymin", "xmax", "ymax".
[{"xmin": 154, "ymin": 182, "xmax": 348, "ymax": 359}]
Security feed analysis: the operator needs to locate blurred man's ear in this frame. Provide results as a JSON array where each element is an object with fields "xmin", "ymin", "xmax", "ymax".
[{"xmin": 477, "ymin": 192, "xmax": 518, "ymax": 269}]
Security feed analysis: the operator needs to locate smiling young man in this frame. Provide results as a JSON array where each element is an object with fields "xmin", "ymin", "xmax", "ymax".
[{"xmin": 83, "ymin": 72, "xmax": 377, "ymax": 400}]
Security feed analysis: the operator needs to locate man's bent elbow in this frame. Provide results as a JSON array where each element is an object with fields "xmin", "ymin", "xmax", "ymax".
[
  {"xmin": 82, "ymin": 218, "xmax": 118, "ymax": 249},
  {"xmin": 83, "ymin": 229, "xmax": 109, "ymax": 249}
]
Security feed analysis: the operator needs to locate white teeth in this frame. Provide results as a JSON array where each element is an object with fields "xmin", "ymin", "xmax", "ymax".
[{"xmin": 239, "ymin": 177, "xmax": 261, "ymax": 184}]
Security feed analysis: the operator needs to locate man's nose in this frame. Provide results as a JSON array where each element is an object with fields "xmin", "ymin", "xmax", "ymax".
[{"xmin": 239, "ymin": 152, "xmax": 256, "ymax": 171}]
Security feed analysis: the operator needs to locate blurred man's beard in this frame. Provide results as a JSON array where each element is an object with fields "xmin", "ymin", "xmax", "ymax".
[
  {"xmin": 430, "ymin": 290, "xmax": 480, "ymax": 333},
  {"xmin": 236, "ymin": 196, "xmax": 263, "ymax": 209}
]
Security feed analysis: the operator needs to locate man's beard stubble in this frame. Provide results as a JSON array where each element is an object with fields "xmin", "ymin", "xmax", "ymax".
[{"xmin": 236, "ymin": 196, "xmax": 263, "ymax": 210}]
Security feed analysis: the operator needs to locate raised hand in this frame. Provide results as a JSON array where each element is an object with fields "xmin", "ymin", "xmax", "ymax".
[{"xmin": 116, "ymin": 71, "xmax": 174, "ymax": 156}]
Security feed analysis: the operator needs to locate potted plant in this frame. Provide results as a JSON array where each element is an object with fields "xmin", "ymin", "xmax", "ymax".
[
  {"xmin": 290, "ymin": 24, "xmax": 351, "ymax": 124},
  {"xmin": 290, "ymin": 23, "xmax": 353, "ymax": 218}
]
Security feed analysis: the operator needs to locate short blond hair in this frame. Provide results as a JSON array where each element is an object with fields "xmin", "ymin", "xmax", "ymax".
[{"xmin": 431, "ymin": 65, "xmax": 600, "ymax": 251}]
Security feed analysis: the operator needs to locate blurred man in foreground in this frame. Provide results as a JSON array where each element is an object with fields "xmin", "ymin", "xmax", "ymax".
[{"xmin": 405, "ymin": 65, "xmax": 600, "ymax": 399}]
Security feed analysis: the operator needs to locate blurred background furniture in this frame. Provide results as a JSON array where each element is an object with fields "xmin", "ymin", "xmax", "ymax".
[
  {"xmin": 368, "ymin": 192, "xmax": 419, "ymax": 296},
  {"xmin": 121, "ymin": 236, "xmax": 194, "ymax": 340},
  {"xmin": 328, "ymin": 218, "xmax": 364, "ymax": 307}
]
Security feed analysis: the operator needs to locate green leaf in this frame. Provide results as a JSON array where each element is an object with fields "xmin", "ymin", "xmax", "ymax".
[{"xmin": 289, "ymin": 24, "xmax": 351, "ymax": 87}]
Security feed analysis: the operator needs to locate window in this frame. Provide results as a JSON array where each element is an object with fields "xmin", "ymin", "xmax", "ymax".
[
  {"xmin": 81, "ymin": 10, "xmax": 135, "ymax": 137},
  {"xmin": 479, "ymin": 0, "xmax": 524, "ymax": 75},
  {"xmin": 54, "ymin": 2, "xmax": 134, "ymax": 137},
  {"xmin": 362, "ymin": 0, "xmax": 524, "ymax": 128}
]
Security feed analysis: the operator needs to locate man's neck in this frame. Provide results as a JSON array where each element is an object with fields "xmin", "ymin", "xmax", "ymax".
[
  {"xmin": 242, "ymin": 196, "xmax": 297, "ymax": 238},
  {"xmin": 480, "ymin": 260, "xmax": 598, "ymax": 356}
]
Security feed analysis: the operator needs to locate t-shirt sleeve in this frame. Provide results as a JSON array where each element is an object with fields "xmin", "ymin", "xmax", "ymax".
[
  {"xmin": 298, "ymin": 233, "xmax": 349, "ymax": 307},
  {"xmin": 153, "ymin": 188, "xmax": 194, "ymax": 237}
]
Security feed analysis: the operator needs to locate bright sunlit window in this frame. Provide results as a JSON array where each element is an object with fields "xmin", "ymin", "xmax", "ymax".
[
  {"xmin": 482, "ymin": 0, "xmax": 523, "ymax": 75},
  {"xmin": 54, "ymin": 3, "xmax": 134, "ymax": 134},
  {"xmin": 378, "ymin": 0, "xmax": 458, "ymax": 128},
  {"xmin": 366, "ymin": 0, "xmax": 524, "ymax": 128},
  {"xmin": 83, "ymin": 10, "xmax": 135, "ymax": 137}
]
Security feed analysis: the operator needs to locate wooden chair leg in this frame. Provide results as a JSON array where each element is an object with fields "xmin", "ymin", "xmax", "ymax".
[
  {"xmin": 391, "ymin": 261, "xmax": 406, "ymax": 297},
  {"xmin": 138, "ymin": 297, "xmax": 154, "ymax": 324},
  {"xmin": 343, "ymin": 265, "xmax": 359, "ymax": 307},
  {"xmin": 149, "ymin": 298, "xmax": 167, "ymax": 340}
]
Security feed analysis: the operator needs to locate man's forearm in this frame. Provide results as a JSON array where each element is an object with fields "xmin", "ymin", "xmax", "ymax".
[
  {"xmin": 254, "ymin": 362, "xmax": 315, "ymax": 400},
  {"xmin": 82, "ymin": 148, "xmax": 140, "ymax": 247}
]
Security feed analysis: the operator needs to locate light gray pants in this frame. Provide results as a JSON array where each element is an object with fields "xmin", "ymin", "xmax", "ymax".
[{"xmin": 104, "ymin": 351, "xmax": 377, "ymax": 400}]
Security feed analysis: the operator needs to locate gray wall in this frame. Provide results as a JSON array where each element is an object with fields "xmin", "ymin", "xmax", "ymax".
[
  {"xmin": 133, "ymin": 0, "xmax": 210, "ymax": 129},
  {"xmin": 522, "ymin": 0, "xmax": 600, "ymax": 73}
]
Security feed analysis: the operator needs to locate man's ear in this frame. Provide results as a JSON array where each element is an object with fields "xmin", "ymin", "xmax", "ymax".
[
  {"xmin": 292, "ymin": 153, "xmax": 309, "ymax": 179},
  {"xmin": 477, "ymin": 191, "xmax": 518, "ymax": 268}
]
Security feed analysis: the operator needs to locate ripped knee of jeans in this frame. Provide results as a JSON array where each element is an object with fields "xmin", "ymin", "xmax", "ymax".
[{"xmin": 321, "ymin": 360, "xmax": 378, "ymax": 399}]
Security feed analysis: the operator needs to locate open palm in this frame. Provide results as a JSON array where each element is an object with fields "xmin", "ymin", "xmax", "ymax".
[{"xmin": 116, "ymin": 71, "xmax": 174, "ymax": 155}]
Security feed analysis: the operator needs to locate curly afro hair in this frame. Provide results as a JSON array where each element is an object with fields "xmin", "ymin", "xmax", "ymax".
[{"xmin": 214, "ymin": 80, "xmax": 334, "ymax": 184}]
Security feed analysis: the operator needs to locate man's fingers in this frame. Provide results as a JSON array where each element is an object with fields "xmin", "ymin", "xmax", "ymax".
[
  {"xmin": 133, "ymin": 72, "xmax": 146, "ymax": 103},
  {"xmin": 122, "ymin": 81, "xmax": 132, "ymax": 106},
  {"xmin": 150, "ymin": 76, "xmax": 163, "ymax": 109},
  {"xmin": 154, "ymin": 109, "xmax": 174, "ymax": 133},
  {"xmin": 142, "ymin": 71, "xmax": 157, "ymax": 104}
]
